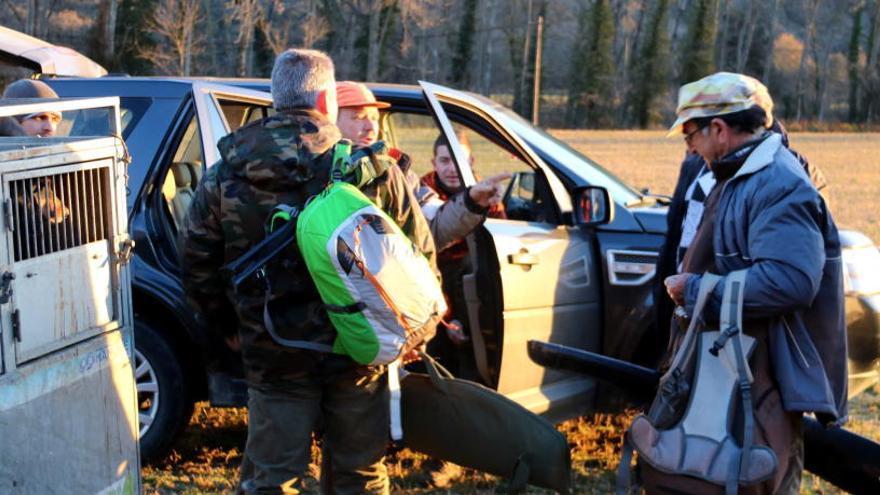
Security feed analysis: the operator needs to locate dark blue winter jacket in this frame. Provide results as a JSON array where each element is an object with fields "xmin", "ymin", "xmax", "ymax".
[{"xmin": 683, "ymin": 133, "xmax": 847, "ymax": 423}]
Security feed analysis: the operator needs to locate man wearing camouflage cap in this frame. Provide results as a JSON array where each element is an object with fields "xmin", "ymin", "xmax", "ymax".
[
  {"xmin": 182, "ymin": 49, "xmax": 435, "ymax": 494},
  {"xmin": 653, "ymin": 74, "xmax": 829, "ymax": 362},
  {"xmin": 658, "ymin": 72, "xmax": 846, "ymax": 494}
]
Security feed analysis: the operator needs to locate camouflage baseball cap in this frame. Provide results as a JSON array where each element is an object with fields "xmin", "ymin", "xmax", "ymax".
[{"xmin": 667, "ymin": 72, "xmax": 773, "ymax": 137}]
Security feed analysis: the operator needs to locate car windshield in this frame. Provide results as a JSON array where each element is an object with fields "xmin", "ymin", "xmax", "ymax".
[{"xmin": 467, "ymin": 93, "xmax": 641, "ymax": 205}]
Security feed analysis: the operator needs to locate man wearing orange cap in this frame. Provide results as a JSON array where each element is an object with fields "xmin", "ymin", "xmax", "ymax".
[
  {"xmin": 647, "ymin": 72, "xmax": 846, "ymax": 494},
  {"xmin": 335, "ymin": 81, "xmax": 508, "ymax": 252},
  {"xmin": 336, "ymin": 82, "xmax": 515, "ymax": 379},
  {"xmin": 334, "ymin": 80, "xmax": 387, "ymax": 147}
]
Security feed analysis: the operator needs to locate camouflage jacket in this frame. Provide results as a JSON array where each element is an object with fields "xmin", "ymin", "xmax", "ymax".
[{"xmin": 182, "ymin": 110, "xmax": 436, "ymax": 384}]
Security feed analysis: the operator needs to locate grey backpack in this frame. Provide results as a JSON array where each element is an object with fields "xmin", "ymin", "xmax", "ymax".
[{"xmin": 618, "ymin": 270, "xmax": 778, "ymax": 495}]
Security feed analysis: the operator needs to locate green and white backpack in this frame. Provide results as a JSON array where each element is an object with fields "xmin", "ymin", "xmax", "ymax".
[{"xmin": 264, "ymin": 141, "xmax": 446, "ymax": 366}]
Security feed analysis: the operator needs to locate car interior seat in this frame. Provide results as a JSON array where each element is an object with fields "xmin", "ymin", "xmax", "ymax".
[{"xmin": 162, "ymin": 162, "xmax": 199, "ymax": 230}]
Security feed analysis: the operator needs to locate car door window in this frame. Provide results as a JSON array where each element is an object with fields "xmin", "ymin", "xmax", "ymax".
[
  {"xmin": 417, "ymin": 82, "xmax": 600, "ymax": 411},
  {"xmin": 160, "ymin": 85, "xmax": 273, "ymax": 238},
  {"xmin": 217, "ymin": 99, "xmax": 276, "ymax": 132},
  {"xmin": 190, "ymin": 82, "xmax": 273, "ymax": 166},
  {"xmin": 161, "ymin": 115, "xmax": 203, "ymax": 232},
  {"xmin": 387, "ymin": 111, "xmax": 557, "ymax": 224}
]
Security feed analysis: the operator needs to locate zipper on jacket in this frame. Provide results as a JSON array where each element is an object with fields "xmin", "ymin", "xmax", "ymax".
[{"xmin": 782, "ymin": 315, "xmax": 811, "ymax": 368}]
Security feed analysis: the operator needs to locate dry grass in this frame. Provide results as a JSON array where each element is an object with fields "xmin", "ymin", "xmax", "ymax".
[
  {"xmin": 143, "ymin": 131, "xmax": 880, "ymax": 494},
  {"xmin": 142, "ymin": 404, "xmax": 638, "ymax": 494},
  {"xmin": 143, "ymin": 392, "xmax": 880, "ymax": 494}
]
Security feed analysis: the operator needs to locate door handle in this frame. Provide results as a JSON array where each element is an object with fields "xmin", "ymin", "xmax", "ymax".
[{"xmin": 508, "ymin": 249, "xmax": 539, "ymax": 266}]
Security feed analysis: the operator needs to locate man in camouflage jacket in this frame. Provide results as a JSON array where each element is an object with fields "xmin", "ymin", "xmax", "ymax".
[{"xmin": 182, "ymin": 49, "xmax": 435, "ymax": 494}]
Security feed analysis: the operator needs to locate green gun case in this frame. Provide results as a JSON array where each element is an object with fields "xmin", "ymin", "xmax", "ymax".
[{"xmin": 401, "ymin": 354, "xmax": 571, "ymax": 493}]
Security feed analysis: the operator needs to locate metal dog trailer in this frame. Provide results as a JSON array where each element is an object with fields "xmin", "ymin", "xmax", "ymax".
[{"xmin": 0, "ymin": 98, "xmax": 138, "ymax": 494}]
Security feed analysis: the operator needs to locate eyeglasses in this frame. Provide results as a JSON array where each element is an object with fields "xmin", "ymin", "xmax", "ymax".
[{"xmin": 684, "ymin": 125, "xmax": 708, "ymax": 146}]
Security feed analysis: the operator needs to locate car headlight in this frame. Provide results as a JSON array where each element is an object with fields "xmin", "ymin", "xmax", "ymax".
[{"xmin": 840, "ymin": 230, "xmax": 880, "ymax": 295}]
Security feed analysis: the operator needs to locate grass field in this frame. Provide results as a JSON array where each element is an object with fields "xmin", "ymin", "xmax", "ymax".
[
  {"xmin": 554, "ymin": 130, "xmax": 880, "ymax": 242},
  {"xmin": 143, "ymin": 131, "xmax": 880, "ymax": 494}
]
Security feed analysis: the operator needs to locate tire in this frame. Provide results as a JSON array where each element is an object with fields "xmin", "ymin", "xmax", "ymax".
[{"xmin": 134, "ymin": 320, "xmax": 194, "ymax": 462}]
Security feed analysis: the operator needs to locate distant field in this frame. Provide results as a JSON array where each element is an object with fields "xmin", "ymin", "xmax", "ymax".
[
  {"xmin": 143, "ymin": 131, "xmax": 880, "ymax": 494},
  {"xmin": 556, "ymin": 130, "xmax": 880, "ymax": 243}
]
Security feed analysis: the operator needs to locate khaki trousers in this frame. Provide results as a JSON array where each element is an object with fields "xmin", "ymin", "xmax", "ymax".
[{"xmin": 239, "ymin": 363, "xmax": 389, "ymax": 494}]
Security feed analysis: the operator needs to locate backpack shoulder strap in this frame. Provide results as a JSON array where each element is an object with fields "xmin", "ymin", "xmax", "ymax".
[
  {"xmin": 330, "ymin": 139, "xmax": 353, "ymax": 183},
  {"xmin": 616, "ymin": 434, "xmax": 637, "ymax": 495},
  {"xmin": 665, "ymin": 273, "xmax": 722, "ymax": 373},
  {"xmin": 331, "ymin": 139, "xmax": 392, "ymax": 188},
  {"xmin": 261, "ymin": 279, "xmax": 333, "ymax": 354},
  {"xmin": 718, "ymin": 270, "xmax": 755, "ymax": 495}
]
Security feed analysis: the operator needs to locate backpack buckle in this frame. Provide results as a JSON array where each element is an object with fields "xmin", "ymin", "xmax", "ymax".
[{"xmin": 709, "ymin": 325, "xmax": 739, "ymax": 356}]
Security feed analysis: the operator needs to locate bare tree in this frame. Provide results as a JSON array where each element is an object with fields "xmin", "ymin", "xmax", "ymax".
[
  {"xmin": 761, "ymin": 0, "xmax": 780, "ymax": 81},
  {"xmin": 848, "ymin": 0, "xmax": 864, "ymax": 122},
  {"xmin": 811, "ymin": 3, "xmax": 844, "ymax": 122},
  {"xmin": 367, "ymin": 0, "xmax": 385, "ymax": 81},
  {"xmin": 861, "ymin": 0, "xmax": 880, "ymax": 121},
  {"xmin": 140, "ymin": 0, "xmax": 204, "ymax": 76},
  {"xmin": 92, "ymin": 0, "xmax": 119, "ymax": 65},
  {"xmin": 1, "ymin": 0, "xmax": 23, "ymax": 30},
  {"xmin": 104, "ymin": 0, "xmax": 118, "ymax": 62},
  {"xmin": 226, "ymin": 0, "xmax": 261, "ymax": 76},
  {"xmin": 301, "ymin": 0, "xmax": 331, "ymax": 49},
  {"xmin": 3, "ymin": 0, "xmax": 875, "ymax": 127},
  {"xmin": 669, "ymin": 0, "xmax": 692, "ymax": 80},
  {"xmin": 25, "ymin": 0, "xmax": 37, "ymax": 36},
  {"xmin": 478, "ymin": 0, "xmax": 499, "ymax": 94},
  {"xmin": 350, "ymin": 0, "xmax": 398, "ymax": 81},
  {"xmin": 617, "ymin": 0, "xmax": 647, "ymax": 125},
  {"xmin": 795, "ymin": 0, "xmax": 820, "ymax": 122},
  {"xmin": 338, "ymin": 0, "xmax": 442, "ymax": 81},
  {"xmin": 715, "ymin": 0, "xmax": 730, "ymax": 70},
  {"xmin": 734, "ymin": 0, "xmax": 759, "ymax": 73},
  {"xmin": 23, "ymin": 0, "xmax": 60, "ymax": 39}
]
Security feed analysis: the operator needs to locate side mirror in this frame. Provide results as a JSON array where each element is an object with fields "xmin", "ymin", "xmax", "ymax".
[{"xmin": 572, "ymin": 185, "xmax": 614, "ymax": 226}]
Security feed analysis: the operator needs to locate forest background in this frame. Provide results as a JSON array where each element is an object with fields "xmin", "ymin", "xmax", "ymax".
[{"xmin": 2, "ymin": 0, "xmax": 877, "ymax": 130}]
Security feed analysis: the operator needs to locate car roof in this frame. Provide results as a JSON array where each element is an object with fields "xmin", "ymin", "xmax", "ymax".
[
  {"xmin": 46, "ymin": 76, "xmax": 425, "ymax": 101},
  {"xmin": 46, "ymin": 77, "xmax": 258, "ymax": 98},
  {"xmin": 0, "ymin": 26, "xmax": 107, "ymax": 77}
]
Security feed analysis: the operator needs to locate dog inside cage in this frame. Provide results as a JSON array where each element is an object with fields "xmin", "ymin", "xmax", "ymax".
[{"xmin": 10, "ymin": 167, "xmax": 111, "ymax": 262}]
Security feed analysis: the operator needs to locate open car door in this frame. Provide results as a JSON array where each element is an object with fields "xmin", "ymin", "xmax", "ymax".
[
  {"xmin": 420, "ymin": 81, "xmax": 602, "ymax": 421},
  {"xmin": 189, "ymin": 82, "xmax": 275, "ymax": 167},
  {"xmin": 154, "ymin": 82, "xmax": 275, "ymax": 410},
  {"xmin": 156, "ymin": 81, "xmax": 274, "ymax": 248}
]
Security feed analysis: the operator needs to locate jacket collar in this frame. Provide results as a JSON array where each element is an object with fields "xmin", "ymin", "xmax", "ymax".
[{"xmin": 732, "ymin": 132, "xmax": 783, "ymax": 179}]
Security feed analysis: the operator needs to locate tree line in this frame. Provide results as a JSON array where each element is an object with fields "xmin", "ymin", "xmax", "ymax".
[{"xmin": 3, "ymin": 0, "xmax": 879, "ymax": 129}]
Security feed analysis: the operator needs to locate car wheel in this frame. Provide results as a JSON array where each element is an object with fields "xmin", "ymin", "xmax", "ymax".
[{"xmin": 134, "ymin": 320, "xmax": 194, "ymax": 462}]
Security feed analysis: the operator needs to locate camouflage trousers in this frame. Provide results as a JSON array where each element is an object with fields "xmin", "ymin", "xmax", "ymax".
[{"xmin": 238, "ymin": 362, "xmax": 390, "ymax": 494}]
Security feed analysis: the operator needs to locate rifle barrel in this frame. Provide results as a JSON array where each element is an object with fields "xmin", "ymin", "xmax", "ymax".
[{"xmin": 222, "ymin": 221, "xmax": 297, "ymax": 288}]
